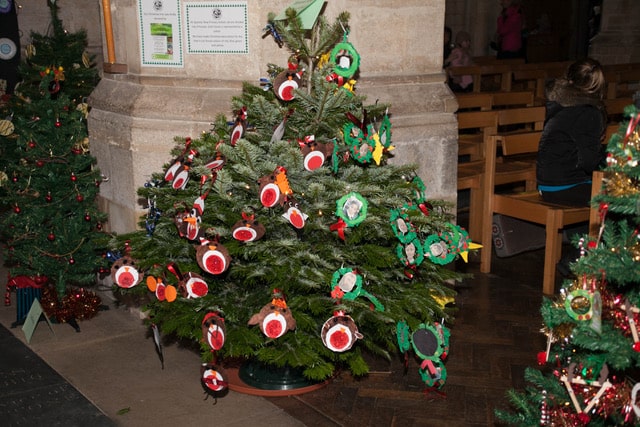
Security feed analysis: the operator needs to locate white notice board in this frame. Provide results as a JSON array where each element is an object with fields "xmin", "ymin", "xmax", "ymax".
[
  {"xmin": 185, "ymin": 2, "xmax": 249, "ymax": 54},
  {"xmin": 138, "ymin": 0, "xmax": 184, "ymax": 67}
]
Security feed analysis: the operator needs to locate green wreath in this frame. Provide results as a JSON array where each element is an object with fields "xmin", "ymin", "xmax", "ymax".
[
  {"xmin": 389, "ymin": 208, "xmax": 417, "ymax": 244},
  {"xmin": 396, "ymin": 239, "xmax": 424, "ymax": 267},
  {"xmin": 330, "ymin": 37, "xmax": 360, "ymax": 79},
  {"xmin": 336, "ymin": 192, "xmax": 368, "ymax": 227}
]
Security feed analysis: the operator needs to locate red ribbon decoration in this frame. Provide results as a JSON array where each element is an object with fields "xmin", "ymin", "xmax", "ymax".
[{"xmin": 330, "ymin": 218, "xmax": 347, "ymax": 241}]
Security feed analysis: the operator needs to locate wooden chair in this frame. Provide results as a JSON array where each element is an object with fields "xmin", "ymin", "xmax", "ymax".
[
  {"xmin": 491, "ymin": 90, "xmax": 536, "ymax": 109},
  {"xmin": 455, "ymin": 92, "xmax": 493, "ymax": 111},
  {"xmin": 456, "ymin": 110, "xmax": 498, "ymax": 160},
  {"xmin": 457, "ymin": 132, "xmax": 539, "ymax": 244},
  {"xmin": 605, "ymin": 67, "xmax": 640, "ymax": 99},
  {"xmin": 448, "ymin": 63, "xmax": 514, "ymax": 93},
  {"xmin": 479, "ymin": 133, "xmax": 604, "ymax": 295},
  {"xmin": 497, "ymin": 106, "xmax": 546, "ymax": 133},
  {"xmin": 457, "ymin": 160, "xmax": 485, "ymax": 242},
  {"xmin": 604, "ymin": 97, "xmax": 634, "ymax": 124},
  {"xmin": 511, "ymin": 61, "xmax": 571, "ymax": 99}
]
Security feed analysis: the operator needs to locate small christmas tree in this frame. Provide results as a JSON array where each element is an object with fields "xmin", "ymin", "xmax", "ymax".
[
  {"xmin": 496, "ymin": 105, "xmax": 640, "ymax": 425},
  {"xmin": 110, "ymin": 7, "xmax": 474, "ymax": 391},
  {"xmin": 0, "ymin": 0, "xmax": 105, "ymax": 322}
]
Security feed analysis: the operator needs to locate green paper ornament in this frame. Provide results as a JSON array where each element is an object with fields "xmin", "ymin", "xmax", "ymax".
[
  {"xmin": 389, "ymin": 208, "xmax": 417, "ymax": 244},
  {"xmin": 330, "ymin": 33, "xmax": 360, "ymax": 79},
  {"xmin": 336, "ymin": 192, "xmax": 368, "ymax": 227},
  {"xmin": 396, "ymin": 239, "xmax": 424, "ymax": 267},
  {"xmin": 331, "ymin": 267, "xmax": 384, "ymax": 311},
  {"xmin": 424, "ymin": 234, "xmax": 456, "ymax": 265}
]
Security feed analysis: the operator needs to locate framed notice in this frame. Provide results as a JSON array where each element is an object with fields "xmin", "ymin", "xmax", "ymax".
[
  {"xmin": 185, "ymin": 2, "xmax": 248, "ymax": 54},
  {"xmin": 138, "ymin": 0, "xmax": 184, "ymax": 67}
]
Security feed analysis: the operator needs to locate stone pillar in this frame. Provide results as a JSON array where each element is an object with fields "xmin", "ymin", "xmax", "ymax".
[
  {"xmin": 589, "ymin": 0, "xmax": 640, "ymax": 64},
  {"xmin": 88, "ymin": 0, "xmax": 457, "ymax": 233}
]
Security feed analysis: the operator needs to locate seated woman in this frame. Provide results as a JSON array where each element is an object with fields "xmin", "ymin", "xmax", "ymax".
[{"xmin": 536, "ymin": 58, "xmax": 607, "ymax": 207}]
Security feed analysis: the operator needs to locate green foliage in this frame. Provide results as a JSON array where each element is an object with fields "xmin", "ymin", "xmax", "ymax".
[
  {"xmin": 110, "ymin": 8, "xmax": 465, "ymax": 382},
  {"xmin": 16, "ymin": 1, "xmax": 99, "ymax": 103},
  {"xmin": 0, "ymin": 1, "xmax": 106, "ymax": 296},
  {"xmin": 496, "ymin": 105, "xmax": 640, "ymax": 425}
]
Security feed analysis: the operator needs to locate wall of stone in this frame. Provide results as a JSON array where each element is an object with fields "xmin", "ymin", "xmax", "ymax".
[{"xmin": 49, "ymin": 0, "xmax": 455, "ymax": 233}]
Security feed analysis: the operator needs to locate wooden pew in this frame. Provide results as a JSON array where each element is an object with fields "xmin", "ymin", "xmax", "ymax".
[
  {"xmin": 455, "ymin": 90, "xmax": 536, "ymax": 112},
  {"xmin": 604, "ymin": 97, "xmax": 634, "ymax": 124},
  {"xmin": 455, "ymin": 92, "xmax": 493, "ymax": 111},
  {"xmin": 604, "ymin": 65, "xmax": 640, "ymax": 99},
  {"xmin": 511, "ymin": 61, "xmax": 571, "ymax": 99},
  {"xmin": 448, "ymin": 63, "xmax": 514, "ymax": 92},
  {"xmin": 479, "ymin": 132, "xmax": 603, "ymax": 295},
  {"xmin": 497, "ymin": 105, "xmax": 546, "ymax": 134},
  {"xmin": 456, "ymin": 110, "xmax": 498, "ymax": 160},
  {"xmin": 491, "ymin": 90, "xmax": 536, "ymax": 109}
]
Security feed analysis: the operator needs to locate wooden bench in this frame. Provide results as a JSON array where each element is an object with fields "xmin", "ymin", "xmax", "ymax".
[
  {"xmin": 455, "ymin": 92, "xmax": 493, "ymax": 111},
  {"xmin": 448, "ymin": 63, "xmax": 514, "ymax": 92},
  {"xmin": 479, "ymin": 132, "xmax": 604, "ymax": 295},
  {"xmin": 604, "ymin": 97, "xmax": 635, "ymax": 124},
  {"xmin": 511, "ymin": 61, "xmax": 571, "ymax": 99},
  {"xmin": 604, "ymin": 65, "xmax": 640, "ymax": 99},
  {"xmin": 455, "ymin": 90, "xmax": 536, "ymax": 112},
  {"xmin": 491, "ymin": 90, "xmax": 536, "ymax": 109},
  {"xmin": 456, "ymin": 109, "xmax": 498, "ymax": 160},
  {"xmin": 497, "ymin": 105, "xmax": 546, "ymax": 135}
]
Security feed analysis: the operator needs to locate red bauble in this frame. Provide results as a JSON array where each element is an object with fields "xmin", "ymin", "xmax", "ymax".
[
  {"xmin": 12, "ymin": 176, "xmax": 18, "ymax": 183},
  {"xmin": 36, "ymin": 160, "xmax": 45, "ymax": 167},
  {"xmin": 47, "ymin": 232, "xmax": 55, "ymax": 241},
  {"xmin": 28, "ymin": 141, "xmax": 36, "ymax": 148},
  {"xmin": 13, "ymin": 206, "xmax": 20, "ymax": 214},
  {"xmin": 84, "ymin": 213, "xmax": 91, "ymax": 221},
  {"xmin": 45, "ymin": 193, "xmax": 52, "ymax": 203},
  {"xmin": 76, "ymin": 194, "xmax": 84, "ymax": 202},
  {"xmin": 69, "ymin": 257, "xmax": 75, "ymax": 265},
  {"xmin": 71, "ymin": 173, "xmax": 77, "ymax": 182},
  {"xmin": 96, "ymin": 222, "xmax": 103, "ymax": 231},
  {"xmin": 55, "ymin": 118, "xmax": 61, "ymax": 128},
  {"xmin": 633, "ymin": 342, "xmax": 640, "ymax": 352}
]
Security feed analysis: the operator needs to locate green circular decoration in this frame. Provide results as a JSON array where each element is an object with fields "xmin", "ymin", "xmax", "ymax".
[
  {"xmin": 396, "ymin": 240, "xmax": 424, "ymax": 267},
  {"xmin": 411, "ymin": 323, "xmax": 446, "ymax": 360},
  {"xmin": 564, "ymin": 289, "xmax": 594, "ymax": 321},
  {"xmin": 389, "ymin": 209, "xmax": 417, "ymax": 244},
  {"xmin": 330, "ymin": 40, "xmax": 360, "ymax": 79},
  {"xmin": 331, "ymin": 267, "xmax": 363, "ymax": 299},
  {"xmin": 336, "ymin": 192, "xmax": 368, "ymax": 227},
  {"xmin": 343, "ymin": 122, "xmax": 374, "ymax": 164},
  {"xmin": 396, "ymin": 321, "xmax": 411, "ymax": 353},
  {"xmin": 343, "ymin": 122, "xmax": 364, "ymax": 146},
  {"xmin": 330, "ymin": 267, "xmax": 384, "ymax": 311},
  {"xmin": 424, "ymin": 234, "xmax": 456, "ymax": 265}
]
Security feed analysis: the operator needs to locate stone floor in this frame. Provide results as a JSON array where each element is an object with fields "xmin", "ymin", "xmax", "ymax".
[{"xmin": 0, "ymin": 244, "xmax": 556, "ymax": 426}]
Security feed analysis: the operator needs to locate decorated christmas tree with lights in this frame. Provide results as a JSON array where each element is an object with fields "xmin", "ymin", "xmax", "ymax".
[
  {"xmin": 109, "ymin": 5, "xmax": 476, "ymax": 393},
  {"xmin": 0, "ymin": 0, "xmax": 105, "ymax": 324},
  {"xmin": 496, "ymin": 105, "xmax": 640, "ymax": 425}
]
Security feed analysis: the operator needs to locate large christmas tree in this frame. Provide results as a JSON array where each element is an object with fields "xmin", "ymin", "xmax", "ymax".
[
  {"xmin": 0, "ymin": 1, "xmax": 105, "ymax": 318},
  {"xmin": 109, "ymin": 6, "xmax": 474, "ymax": 392},
  {"xmin": 496, "ymin": 105, "xmax": 640, "ymax": 425}
]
